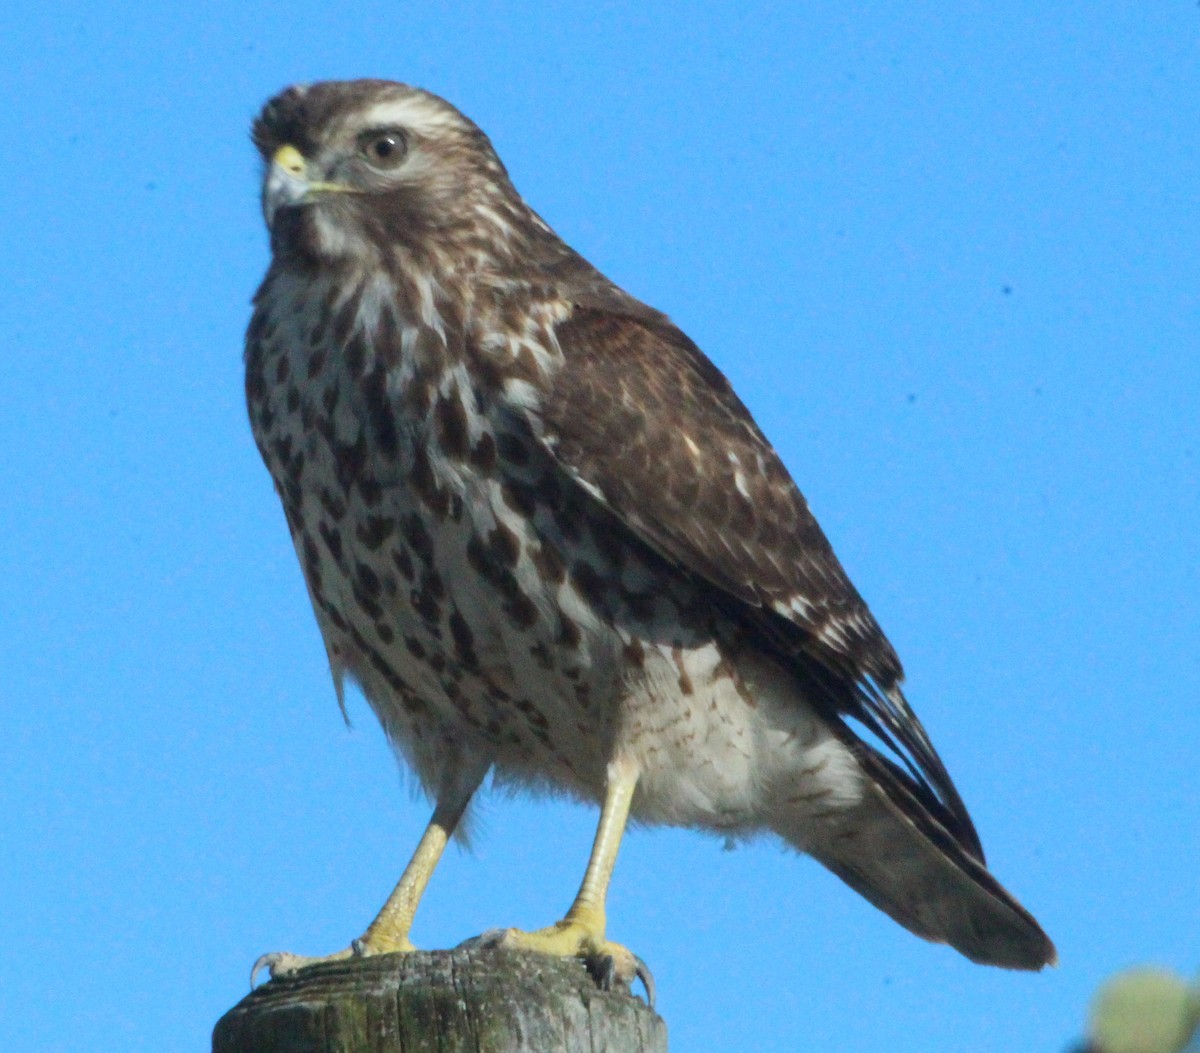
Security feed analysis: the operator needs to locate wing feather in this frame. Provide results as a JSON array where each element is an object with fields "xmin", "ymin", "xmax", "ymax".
[{"xmin": 524, "ymin": 295, "xmax": 983, "ymax": 859}]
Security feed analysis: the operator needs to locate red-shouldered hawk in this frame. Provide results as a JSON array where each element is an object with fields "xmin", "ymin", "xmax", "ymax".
[{"xmin": 245, "ymin": 79, "xmax": 1054, "ymax": 994}]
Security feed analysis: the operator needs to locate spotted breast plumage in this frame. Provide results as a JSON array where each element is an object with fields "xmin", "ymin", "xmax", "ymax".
[{"xmin": 245, "ymin": 79, "xmax": 1054, "ymax": 989}]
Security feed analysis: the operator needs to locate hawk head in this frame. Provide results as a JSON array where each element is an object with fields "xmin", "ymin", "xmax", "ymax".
[{"xmin": 252, "ymin": 80, "xmax": 524, "ymax": 268}]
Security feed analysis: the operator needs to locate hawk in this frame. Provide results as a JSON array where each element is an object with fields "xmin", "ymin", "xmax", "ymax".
[{"xmin": 245, "ymin": 79, "xmax": 1054, "ymax": 989}]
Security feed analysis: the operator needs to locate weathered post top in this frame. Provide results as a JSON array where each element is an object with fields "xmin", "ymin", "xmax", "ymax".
[{"xmin": 213, "ymin": 949, "xmax": 668, "ymax": 1053}]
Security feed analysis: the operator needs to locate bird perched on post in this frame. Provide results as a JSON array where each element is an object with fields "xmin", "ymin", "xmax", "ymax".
[{"xmin": 245, "ymin": 79, "xmax": 1055, "ymax": 989}]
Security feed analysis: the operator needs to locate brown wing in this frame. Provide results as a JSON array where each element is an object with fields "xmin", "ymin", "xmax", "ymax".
[{"xmin": 529, "ymin": 296, "xmax": 984, "ymax": 860}]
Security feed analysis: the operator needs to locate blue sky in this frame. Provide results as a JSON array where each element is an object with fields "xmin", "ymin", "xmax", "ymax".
[{"xmin": 2, "ymin": 3, "xmax": 1197, "ymax": 1051}]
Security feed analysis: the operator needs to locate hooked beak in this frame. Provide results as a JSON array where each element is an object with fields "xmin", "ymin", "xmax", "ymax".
[{"xmin": 263, "ymin": 144, "xmax": 358, "ymax": 227}]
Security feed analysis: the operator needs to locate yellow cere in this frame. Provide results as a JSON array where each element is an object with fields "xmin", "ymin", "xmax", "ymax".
[
  {"xmin": 272, "ymin": 143, "xmax": 361, "ymax": 195},
  {"xmin": 272, "ymin": 144, "xmax": 307, "ymax": 177}
]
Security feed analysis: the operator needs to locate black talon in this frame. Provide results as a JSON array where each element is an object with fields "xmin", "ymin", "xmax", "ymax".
[
  {"xmin": 250, "ymin": 953, "xmax": 281, "ymax": 989},
  {"xmin": 633, "ymin": 954, "xmax": 656, "ymax": 1008},
  {"xmin": 590, "ymin": 953, "xmax": 618, "ymax": 991},
  {"xmin": 584, "ymin": 951, "xmax": 654, "ymax": 1006}
]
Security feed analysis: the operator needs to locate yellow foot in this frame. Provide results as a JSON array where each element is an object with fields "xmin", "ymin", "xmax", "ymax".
[
  {"xmin": 250, "ymin": 934, "xmax": 416, "ymax": 986},
  {"xmin": 461, "ymin": 922, "xmax": 655, "ymax": 1004}
]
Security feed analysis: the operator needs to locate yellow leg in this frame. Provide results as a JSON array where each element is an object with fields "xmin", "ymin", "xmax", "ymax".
[
  {"xmin": 488, "ymin": 759, "xmax": 646, "ymax": 989},
  {"xmin": 253, "ymin": 769, "xmax": 483, "ymax": 984},
  {"xmin": 354, "ymin": 789, "xmax": 471, "ymax": 953}
]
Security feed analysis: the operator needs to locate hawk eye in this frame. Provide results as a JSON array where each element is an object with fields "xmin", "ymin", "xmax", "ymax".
[{"xmin": 359, "ymin": 129, "xmax": 407, "ymax": 170}]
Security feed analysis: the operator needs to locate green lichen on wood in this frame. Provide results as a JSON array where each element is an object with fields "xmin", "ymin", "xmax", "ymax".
[{"xmin": 213, "ymin": 948, "xmax": 667, "ymax": 1053}]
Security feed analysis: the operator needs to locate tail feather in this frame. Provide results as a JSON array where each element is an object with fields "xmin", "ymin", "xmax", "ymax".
[{"xmin": 777, "ymin": 748, "xmax": 1056, "ymax": 970}]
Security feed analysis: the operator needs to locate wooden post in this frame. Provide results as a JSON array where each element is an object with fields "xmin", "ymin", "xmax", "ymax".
[{"xmin": 213, "ymin": 949, "xmax": 668, "ymax": 1053}]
